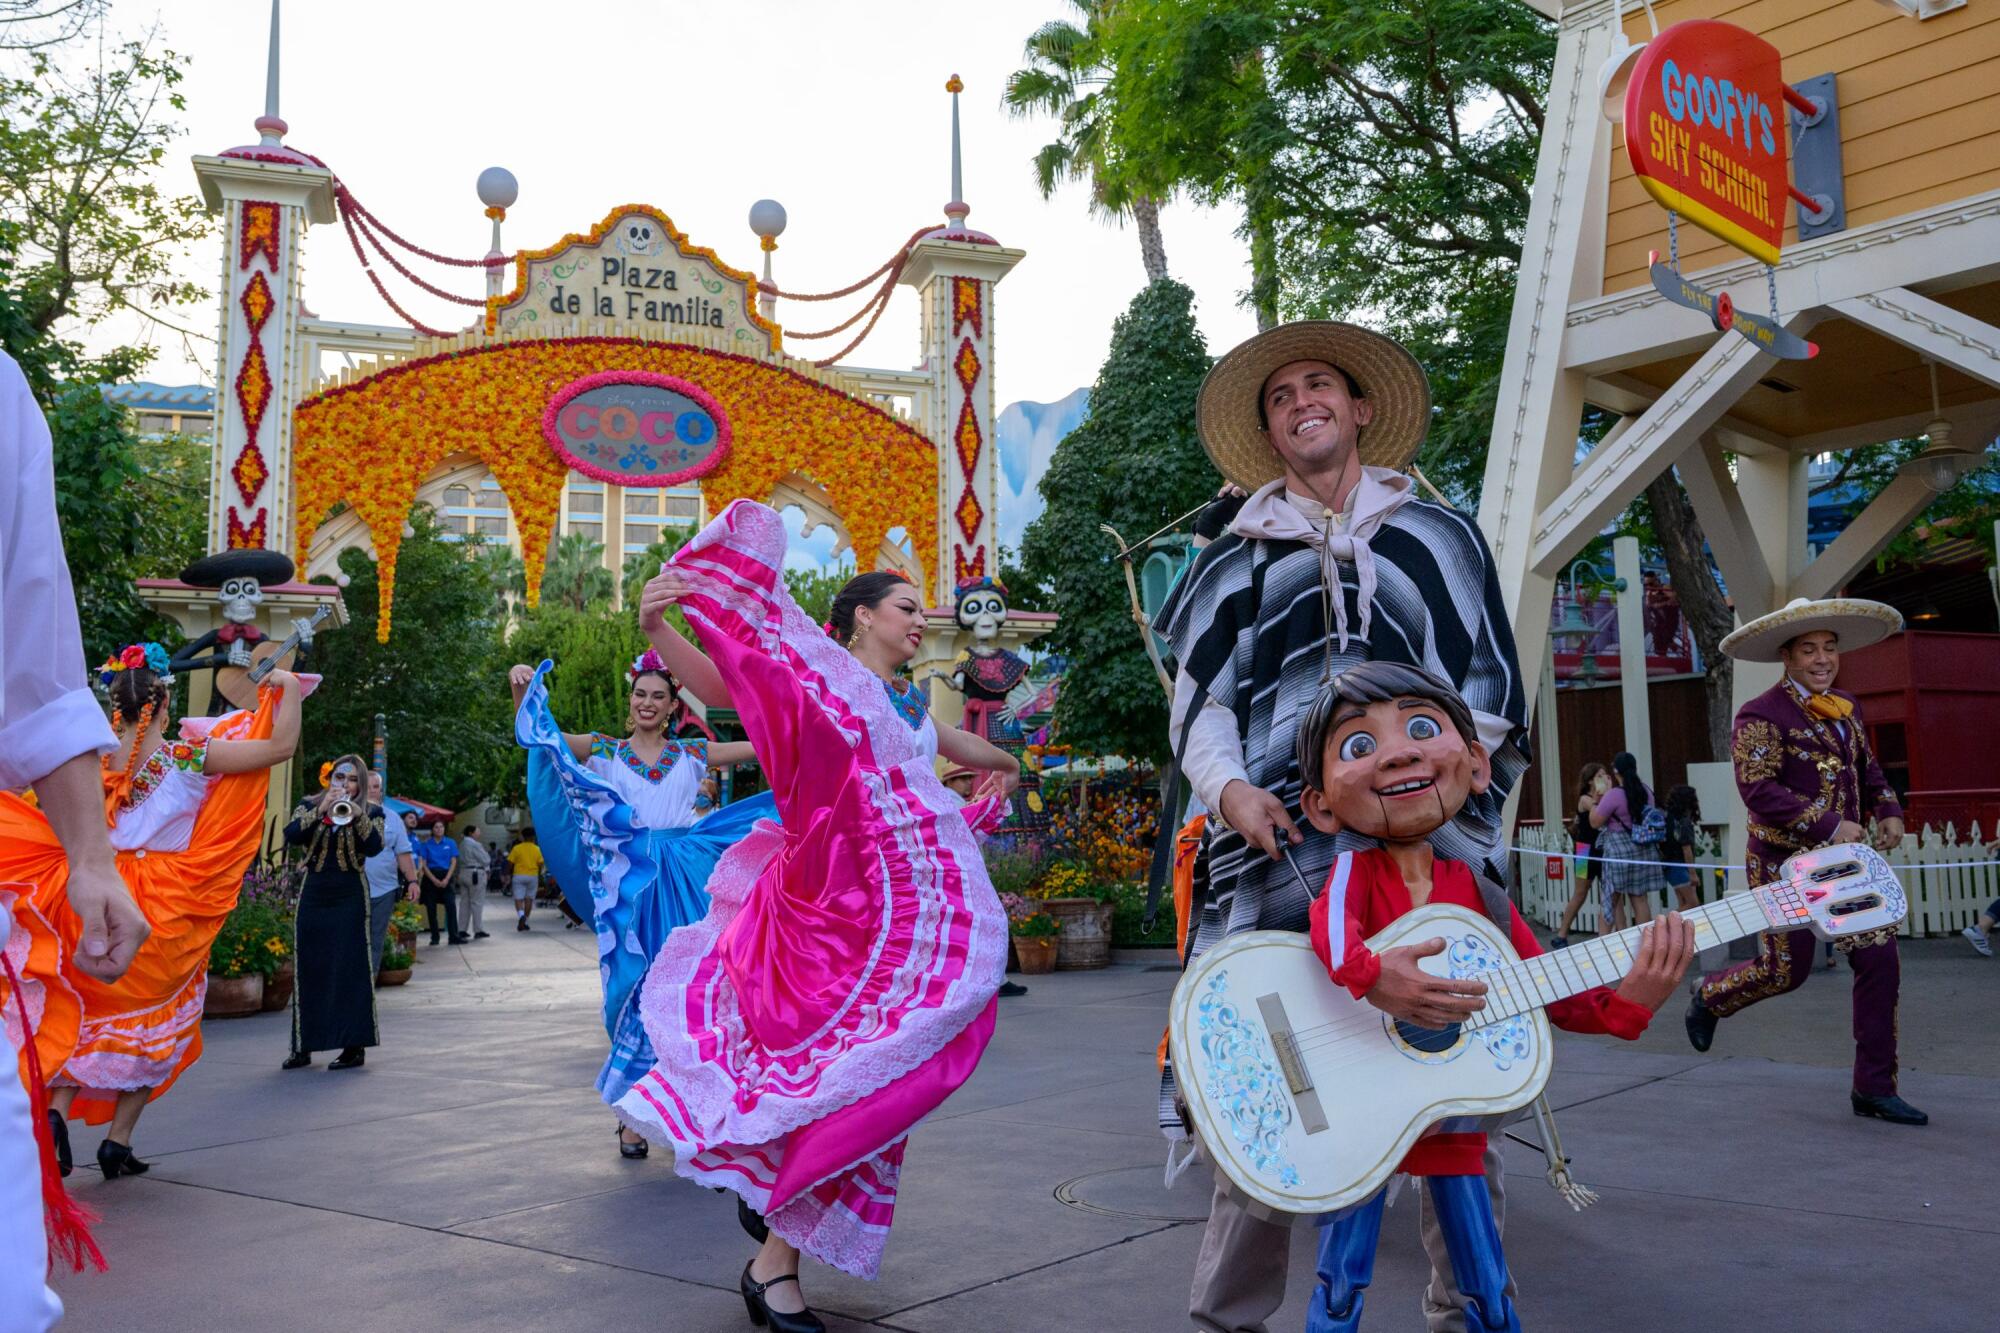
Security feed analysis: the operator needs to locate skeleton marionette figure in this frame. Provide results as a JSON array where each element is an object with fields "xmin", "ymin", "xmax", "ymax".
[
  {"xmin": 169, "ymin": 549, "xmax": 311, "ymax": 713},
  {"xmin": 948, "ymin": 577, "xmax": 1046, "ymax": 831}
]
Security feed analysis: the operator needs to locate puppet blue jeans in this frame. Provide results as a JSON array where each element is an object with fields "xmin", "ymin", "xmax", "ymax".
[{"xmin": 1308, "ymin": 1176, "xmax": 1520, "ymax": 1332}]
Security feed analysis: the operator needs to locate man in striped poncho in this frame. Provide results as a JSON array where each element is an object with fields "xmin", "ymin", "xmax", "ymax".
[{"xmin": 1155, "ymin": 322, "xmax": 1530, "ymax": 1333}]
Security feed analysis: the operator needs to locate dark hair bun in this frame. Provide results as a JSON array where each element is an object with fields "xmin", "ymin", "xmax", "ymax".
[{"xmin": 826, "ymin": 571, "xmax": 914, "ymax": 647}]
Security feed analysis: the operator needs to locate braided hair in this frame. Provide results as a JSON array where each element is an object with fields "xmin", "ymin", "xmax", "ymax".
[
  {"xmin": 104, "ymin": 665, "xmax": 171, "ymax": 790},
  {"xmin": 825, "ymin": 571, "xmax": 915, "ymax": 648}
]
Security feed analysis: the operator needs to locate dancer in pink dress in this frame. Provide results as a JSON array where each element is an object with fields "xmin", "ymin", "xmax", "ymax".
[{"xmin": 619, "ymin": 500, "xmax": 1019, "ymax": 1331}]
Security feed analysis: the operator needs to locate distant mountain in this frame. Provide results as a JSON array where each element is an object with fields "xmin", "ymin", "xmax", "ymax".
[{"xmin": 995, "ymin": 387, "xmax": 1090, "ymax": 557}]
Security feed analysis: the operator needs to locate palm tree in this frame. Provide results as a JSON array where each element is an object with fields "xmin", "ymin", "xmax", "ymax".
[
  {"xmin": 620, "ymin": 530, "xmax": 689, "ymax": 609},
  {"xmin": 467, "ymin": 538, "xmax": 526, "ymax": 619},
  {"xmin": 540, "ymin": 532, "xmax": 615, "ymax": 613},
  {"xmin": 1005, "ymin": 2, "xmax": 1169, "ymax": 284}
]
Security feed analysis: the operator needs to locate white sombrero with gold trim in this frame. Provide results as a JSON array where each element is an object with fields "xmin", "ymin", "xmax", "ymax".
[
  {"xmin": 1195, "ymin": 321, "xmax": 1432, "ymax": 491},
  {"xmin": 1718, "ymin": 597, "xmax": 1903, "ymax": 663}
]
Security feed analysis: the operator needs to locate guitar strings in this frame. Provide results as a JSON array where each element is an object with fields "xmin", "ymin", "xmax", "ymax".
[{"xmin": 1273, "ymin": 895, "xmax": 1754, "ymax": 1049}]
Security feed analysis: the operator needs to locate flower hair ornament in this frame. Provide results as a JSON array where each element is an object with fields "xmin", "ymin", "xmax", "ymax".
[
  {"xmin": 97, "ymin": 642, "xmax": 174, "ymax": 687},
  {"xmin": 318, "ymin": 761, "xmax": 335, "ymax": 789},
  {"xmin": 625, "ymin": 648, "xmax": 677, "ymax": 689}
]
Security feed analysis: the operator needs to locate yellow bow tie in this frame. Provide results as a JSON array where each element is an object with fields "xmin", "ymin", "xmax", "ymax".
[{"xmin": 1801, "ymin": 691, "xmax": 1853, "ymax": 722}]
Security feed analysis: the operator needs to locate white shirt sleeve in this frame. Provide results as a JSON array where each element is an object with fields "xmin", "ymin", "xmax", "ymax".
[
  {"xmin": 0, "ymin": 352, "xmax": 118, "ymax": 790},
  {"xmin": 1171, "ymin": 670, "xmax": 1250, "ymax": 822}
]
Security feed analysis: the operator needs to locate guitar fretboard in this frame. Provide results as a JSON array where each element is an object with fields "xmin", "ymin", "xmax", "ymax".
[{"xmin": 1467, "ymin": 890, "xmax": 1784, "ymax": 1030}]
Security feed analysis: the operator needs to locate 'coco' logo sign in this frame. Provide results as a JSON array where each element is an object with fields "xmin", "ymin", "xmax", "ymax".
[
  {"xmin": 1625, "ymin": 20, "xmax": 1789, "ymax": 264},
  {"xmin": 542, "ymin": 372, "xmax": 731, "ymax": 487}
]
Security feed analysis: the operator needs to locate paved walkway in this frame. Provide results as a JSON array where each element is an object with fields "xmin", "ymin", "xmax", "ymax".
[{"xmin": 51, "ymin": 907, "xmax": 1992, "ymax": 1331}]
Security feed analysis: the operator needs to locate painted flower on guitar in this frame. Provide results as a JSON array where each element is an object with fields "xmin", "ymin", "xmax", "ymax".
[
  {"xmin": 1448, "ymin": 935, "xmax": 1532, "ymax": 1071},
  {"xmin": 1195, "ymin": 970, "xmax": 1301, "ymax": 1189}
]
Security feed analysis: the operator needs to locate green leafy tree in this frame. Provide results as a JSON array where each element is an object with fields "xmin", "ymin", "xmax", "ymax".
[
  {"xmin": 1019, "ymin": 279, "xmax": 1217, "ymax": 761},
  {"xmin": 783, "ymin": 562, "xmax": 857, "ymax": 628},
  {"xmin": 302, "ymin": 508, "xmax": 509, "ymax": 806},
  {"xmin": 0, "ymin": 25, "xmax": 212, "ymax": 343},
  {"xmin": 539, "ymin": 531, "xmax": 615, "ymax": 612},
  {"xmin": 1004, "ymin": 1, "xmax": 1170, "ymax": 282}
]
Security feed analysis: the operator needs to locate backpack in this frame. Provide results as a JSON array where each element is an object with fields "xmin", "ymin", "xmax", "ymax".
[{"xmin": 1631, "ymin": 804, "xmax": 1669, "ymax": 847}]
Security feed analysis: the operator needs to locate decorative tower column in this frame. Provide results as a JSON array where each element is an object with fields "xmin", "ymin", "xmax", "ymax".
[
  {"xmin": 749, "ymin": 198, "xmax": 787, "ymax": 325},
  {"xmin": 898, "ymin": 74, "xmax": 1024, "ymax": 595},
  {"xmin": 191, "ymin": 0, "xmax": 335, "ymax": 559},
  {"xmin": 477, "ymin": 166, "xmax": 518, "ymax": 303}
]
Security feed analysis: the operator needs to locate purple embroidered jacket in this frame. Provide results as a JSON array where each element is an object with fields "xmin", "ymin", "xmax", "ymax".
[{"xmin": 1731, "ymin": 679, "xmax": 1902, "ymax": 891}]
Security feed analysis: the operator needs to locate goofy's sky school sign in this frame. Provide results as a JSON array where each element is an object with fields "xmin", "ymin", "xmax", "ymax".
[{"xmin": 1623, "ymin": 19, "xmax": 1821, "ymax": 359}]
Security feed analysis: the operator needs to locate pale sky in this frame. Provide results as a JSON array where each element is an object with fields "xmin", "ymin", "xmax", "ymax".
[{"xmin": 77, "ymin": 0, "xmax": 1264, "ymax": 408}]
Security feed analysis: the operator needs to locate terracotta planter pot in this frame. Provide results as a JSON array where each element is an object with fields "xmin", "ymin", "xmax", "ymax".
[
  {"xmin": 1041, "ymin": 897, "xmax": 1116, "ymax": 970},
  {"xmin": 204, "ymin": 973, "xmax": 264, "ymax": 1018},
  {"xmin": 1013, "ymin": 936, "xmax": 1059, "ymax": 975},
  {"xmin": 260, "ymin": 959, "xmax": 295, "ymax": 1012},
  {"xmin": 376, "ymin": 967, "xmax": 412, "ymax": 987}
]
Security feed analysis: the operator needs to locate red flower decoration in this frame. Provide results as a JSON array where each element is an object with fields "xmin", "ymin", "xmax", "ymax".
[{"xmin": 120, "ymin": 645, "xmax": 146, "ymax": 669}]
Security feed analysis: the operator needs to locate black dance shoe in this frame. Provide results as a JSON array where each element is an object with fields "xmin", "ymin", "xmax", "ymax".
[
  {"xmin": 617, "ymin": 1126, "xmax": 650, "ymax": 1159},
  {"xmin": 48, "ymin": 1110, "xmax": 71, "ymax": 1178},
  {"xmin": 1852, "ymin": 1091, "xmax": 1929, "ymax": 1125},
  {"xmin": 450, "ymin": 933, "xmax": 472, "ymax": 944},
  {"xmin": 737, "ymin": 1196, "xmax": 770, "ymax": 1244},
  {"xmin": 282, "ymin": 1052, "xmax": 312, "ymax": 1070},
  {"xmin": 997, "ymin": 981, "xmax": 1028, "ymax": 997},
  {"xmin": 1684, "ymin": 997, "xmax": 1718, "ymax": 1053},
  {"xmin": 97, "ymin": 1139, "xmax": 149, "ymax": 1179},
  {"xmin": 329, "ymin": 1048, "xmax": 366, "ymax": 1070},
  {"xmin": 740, "ymin": 1262, "xmax": 825, "ymax": 1333}
]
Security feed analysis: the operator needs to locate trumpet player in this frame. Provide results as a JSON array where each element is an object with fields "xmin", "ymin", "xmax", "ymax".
[{"xmin": 283, "ymin": 754, "xmax": 383, "ymax": 1071}]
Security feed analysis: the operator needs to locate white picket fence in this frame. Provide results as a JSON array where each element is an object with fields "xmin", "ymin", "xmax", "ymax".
[{"xmin": 1512, "ymin": 821, "xmax": 1996, "ymax": 939}]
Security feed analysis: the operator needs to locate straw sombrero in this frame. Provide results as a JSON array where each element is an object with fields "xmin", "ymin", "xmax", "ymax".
[
  {"xmin": 1195, "ymin": 321, "xmax": 1432, "ymax": 491},
  {"xmin": 1719, "ymin": 597, "xmax": 1903, "ymax": 663}
]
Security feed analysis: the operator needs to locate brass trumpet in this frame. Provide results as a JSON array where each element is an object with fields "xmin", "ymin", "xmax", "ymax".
[{"xmin": 328, "ymin": 798, "xmax": 359, "ymax": 826}]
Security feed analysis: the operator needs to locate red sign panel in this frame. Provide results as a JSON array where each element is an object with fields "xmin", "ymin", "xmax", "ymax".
[{"xmin": 1624, "ymin": 20, "xmax": 1788, "ymax": 265}]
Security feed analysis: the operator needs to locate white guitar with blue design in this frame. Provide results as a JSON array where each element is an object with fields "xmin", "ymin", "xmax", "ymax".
[{"xmin": 1169, "ymin": 843, "xmax": 1906, "ymax": 1216}]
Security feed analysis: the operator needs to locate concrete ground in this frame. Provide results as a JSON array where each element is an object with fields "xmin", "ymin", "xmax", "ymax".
[{"xmin": 50, "ymin": 905, "xmax": 1992, "ymax": 1332}]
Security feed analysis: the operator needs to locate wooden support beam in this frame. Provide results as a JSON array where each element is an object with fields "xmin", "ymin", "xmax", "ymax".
[
  {"xmin": 1677, "ymin": 434, "xmax": 1776, "ymax": 618},
  {"xmin": 1791, "ymin": 472, "xmax": 1944, "ymax": 603},
  {"xmin": 1529, "ymin": 319, "xmax": 1806, "ymax": 577},
  {"xmin": 1829, "ymin": 287, "xmax": 2000, "ymax": 392}
]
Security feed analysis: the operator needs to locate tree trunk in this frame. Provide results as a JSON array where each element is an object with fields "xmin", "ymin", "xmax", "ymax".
[
  {"xmin": 1248, "ymin": 212, "xmax": 1279, "ymax": 332},
  {"xmin": 1131, "ymin": 195, "xmax": 1169, "ymax": 283},
  {"xmin": 1645, "ymin": 468, "xmax": 1736, "ymax": 761}
]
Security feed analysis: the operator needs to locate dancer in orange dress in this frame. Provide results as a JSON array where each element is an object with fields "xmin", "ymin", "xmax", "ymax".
[{"xmin": 0, "ymin": 643, "xmax": 304, "ymax": 1179}]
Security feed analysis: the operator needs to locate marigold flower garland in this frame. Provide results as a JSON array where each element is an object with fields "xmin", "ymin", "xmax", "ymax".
[{"xmin": 292, "ymin": 337, "xmax": 939, "ymax": 639}]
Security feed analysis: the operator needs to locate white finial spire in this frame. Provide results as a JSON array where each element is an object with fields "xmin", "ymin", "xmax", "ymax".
[
  {"xmin": 254, "ymin": 0, "xmax": 287, "ymax": 146},
  {"xmin": 944, "ymin": 74, "xmax": 968, "ymax": 228}
]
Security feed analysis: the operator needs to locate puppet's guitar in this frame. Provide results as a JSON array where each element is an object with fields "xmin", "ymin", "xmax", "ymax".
[{"xmin": 1169, "ymin": 843, "xmax": 1905, "ymax": 1216}]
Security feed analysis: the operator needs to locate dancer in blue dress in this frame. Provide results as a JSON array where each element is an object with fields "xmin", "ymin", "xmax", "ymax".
[{"xmin": 511, "ymin": 649, "xmax": 776, "ymax": 1157}]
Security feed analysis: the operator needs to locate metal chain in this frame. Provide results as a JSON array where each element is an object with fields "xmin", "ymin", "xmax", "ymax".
[
  {"xmin": 1668, "ymin": 211, "xmax": 1679, "ymax": 271},
  {"xmin": 1766, "ymin": 263, "xmax": 1780, "ymax": 321}
]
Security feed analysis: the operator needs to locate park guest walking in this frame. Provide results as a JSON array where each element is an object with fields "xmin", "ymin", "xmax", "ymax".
[
  {"xmin": 1552, "ymin": 761, "xmax": 1610, "ymax": 946},
  {"xmin": 458, "ymin": 827, "xmax": 492, "ymax": 939},
  {"xmin": 1590, "ymin": 752, "xmax": 1663, "ymax": 932},
  {"xmin": 508, "ymin": 831, "xmax": 544, "ymax": 930}
]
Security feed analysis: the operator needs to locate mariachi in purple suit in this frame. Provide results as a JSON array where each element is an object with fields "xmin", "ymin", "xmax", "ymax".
[{"xmin": 1696, "ymin": 678, "xmax": 1905, "ymax": 1096}]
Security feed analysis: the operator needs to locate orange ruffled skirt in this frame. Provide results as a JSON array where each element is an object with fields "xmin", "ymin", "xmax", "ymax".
[{"xmin": 0, "ymin": 689, "xmax": 276, "ymax": 1125}]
